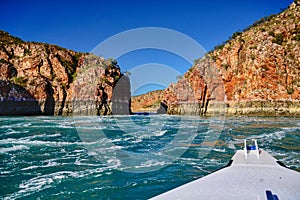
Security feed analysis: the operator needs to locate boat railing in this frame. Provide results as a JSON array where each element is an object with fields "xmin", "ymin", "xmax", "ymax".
[{"xmin": 244, "ymin": 139, "xmax": 260, "ymax": 159}]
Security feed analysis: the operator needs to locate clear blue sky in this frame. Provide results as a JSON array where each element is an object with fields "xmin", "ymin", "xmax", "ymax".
[{"xmin": 1, "ymin": 0, "xmax": 293, "ymax": 95}]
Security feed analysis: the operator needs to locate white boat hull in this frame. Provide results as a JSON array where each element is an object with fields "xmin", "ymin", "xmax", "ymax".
[{"xmin": 151, "ymin": 146, "xmax": 300, "ymax": 200}]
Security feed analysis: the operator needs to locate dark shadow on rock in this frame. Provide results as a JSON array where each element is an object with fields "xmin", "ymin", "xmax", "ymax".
[
  {"xmin": 0, "ymin": 81, "xmax": 41, "ymax": 115},
  {"xmin": 157, "ymin": 100, "xmax": 168, "ymax": 114},
  {"xmin": 44, "ymin": 80, "xmax": 55, "ymax": 115},
  {"xmin": 112, "ymin": 75, "xmax": 132, "ymax": 115},
  {"xmin": 0, "ymin": 63, "xmax": 18, "ymax": 80}
]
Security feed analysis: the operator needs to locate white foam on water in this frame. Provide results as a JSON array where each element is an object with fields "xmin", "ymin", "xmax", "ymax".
[
  {"xmin": 21, "ymin": 165, "xmax": 43, "ymax": 171},
  {"xmin": 74, "ymin": 159, "xmax": 104, "ymax": 167},
  {"xmin": 178, "ymin": 157, "xmax": 202, "ymax": 166},
  {"xmin": 0, "ymin": 170, "xmax": 12, "ymax": 175},
  {"xmin": 0, "ymin": 122, "xmax": 30, "ymax": 129},
  {"xmin": 107, "ymin": 158, "xmax": 121, "ymax": 168},
  {"xmin": 282, "ymin": 126, "xmax": 300, "ymax": 132},
  {"xmin": 227, "ymin": 143, "xmax": 236, "ymax": 150},
  {"xmin": 19, "ymin": 133, "xmax": 62, "ymax": 141},
  {"xmin": 274, "ymin": 152, "xmax": 300, "ymax": 169},
  {"xmin": 193, "ymin": 165, "xmax": 211, "ymax": 174},
  {"xmin": 18, "ymin": 171, "xmax": 76, "ymax": 196},
  {"xmin": 200, "ymin": 158, "xmax": 224, "ymax": 167},
  {"xmin": 5, "ymin": 166, "xmax": 113, "ymax": 200},
  {"xmin": 21, "ymin": 160, "xmax": 62, "ymax": 171},
  {"xmin": 229, "ymin": 128, "xmax": 288, "ymax": 145},
  {"xmin": 133, "ymin": 160, "xmax": 167, "ymax": 170},
  {"xmin": 0, "ymin": 138, "xmax": 100, "ymax": 147},
  {"xmin": 153, "ymin": 130, "xmax": 168, "ymax": 137},
  {"xmin": 0, "ymin": 145, "xmax": 29, "ymax": 154},
  {"xmin": 213, "ymin": 148, "xmax": 226, "ymax": 153},
  {"xmin": 179, "ymin": 157, "xmax": 201, "ymax": 162},
  {"xmin": 1, "ymin": 129, "xmax": 29, "ymax": 135},
  {"xmin": 270, "ymin": 130, "xmax": 286, "ymax": 140}
]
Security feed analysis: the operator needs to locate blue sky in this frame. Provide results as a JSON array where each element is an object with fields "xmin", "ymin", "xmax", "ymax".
[{"xmin": 1, "ymin": 0, "xmax": 294, "ymax": 95}]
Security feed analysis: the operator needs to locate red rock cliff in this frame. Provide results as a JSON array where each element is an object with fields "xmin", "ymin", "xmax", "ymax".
[
  {"xmin": 0, "ymin": 31, "xmax": 131, "ymax": 115},
  {"xmin": 133, "ymin": 1, "xmax": 300, "ymax": 116}
]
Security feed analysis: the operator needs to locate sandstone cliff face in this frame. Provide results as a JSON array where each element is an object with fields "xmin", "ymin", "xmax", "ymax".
[
  {"xmin": 0, "ymin": 31, "xmax": 131, "ymax": 115},
  {"xmin": 215, "ymin": 2, "xmax": 300, "ymax": 103},
  {"xmin": 73, "ymin": 56, "xmax": 131, "ymax": 115},
  {"xmin": 164, "ymin": 58, "xmax": 225, "ymax": 115},
  {"xmin": 133, "ymin": 1, "xmax": 300, "ymax": 116},
  {"xmin": 131, "ymin": 90, "xmax": 164, "ymax": 112}
]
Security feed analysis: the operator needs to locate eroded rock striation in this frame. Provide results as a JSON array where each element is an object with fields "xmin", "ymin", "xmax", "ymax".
[
  {"xmin": 0, "ymin": 31, "xmax": 131, "ymax": 115},
  {"xmin": 133, "ymin": 1, "xmax": 300, "ymax": 116},
  {"xmin": 131, "ymin": 90, "xmax": 164, "ymax": 113}
]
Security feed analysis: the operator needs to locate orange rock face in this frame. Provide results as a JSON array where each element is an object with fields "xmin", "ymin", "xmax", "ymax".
[
  {"xmin": 131, "ymin": 90, "xmax": 165, "ymax": 112},
  {"xmin": 0, "ymin": 31, "xmax": 130, "ymax": 115},
  {"xmin": 132, "ymin": 2, "xmax": 300, "ymax": 116}
]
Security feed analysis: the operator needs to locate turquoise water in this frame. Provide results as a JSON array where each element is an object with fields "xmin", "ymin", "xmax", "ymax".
[{"xmin": 0, "ymin": 115, "xmax": 299, "ymax": 199}]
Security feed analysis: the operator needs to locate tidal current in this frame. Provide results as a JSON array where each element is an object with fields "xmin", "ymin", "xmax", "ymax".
[{"xmin": 0, "ymin": 115, "xmax": 299, "ymax": 199}]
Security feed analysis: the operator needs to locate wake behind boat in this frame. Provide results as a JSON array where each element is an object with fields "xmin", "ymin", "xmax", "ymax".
[{"xmin": 151, "ymin": 140, "xmax": 300, "ymax": 200}]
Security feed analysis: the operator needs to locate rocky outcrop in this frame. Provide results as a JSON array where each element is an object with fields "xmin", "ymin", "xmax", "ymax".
[
  {"xmin": 0, "ymin": 80, "xmax": 41, "ymax": 115},
  {"xmin": 131, "ymin": 90, "xmax": 164, "ymax": 113},
  {"xmin": 132, "ymin": 1, "xmax": 300, "ymax": 116},
  {"xmin": 72, "ymin": 56, "xmax": 131, "ymax": 115},
  {"xmin": 157, "ymin": 100, "xmax": 168, "ymax": 114},
  {"xmin": 164, "ymin": 58, "xmax": 225, "ymax": 116},
  {"xmin": 0, "ymin": 31, "xmax": 131, "ymax": 115}
]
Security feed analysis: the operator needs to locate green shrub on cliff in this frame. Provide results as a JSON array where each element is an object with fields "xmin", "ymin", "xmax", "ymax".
[
  {"xmin": 230, "ymin": 31, "xmax": 242, "ymax": 40},
  {"xmin": 287, "ymin": 87, "xmax": 294, "ymax": 95},
  {"xmin": 0, "ymin": 30, "xmax": 23, "ymax": 44},
  {"xmin": 292, "ymin": 34, "xmax": 300, "ymax": 41},
  {"xmin": 23, "ymin": 48, "xmax": 32, "ymax": 56},
  {"xmin": 0, "ymin": 58, "xmax": 7, "ymax": 63},
  {"xmin": 12, "ymin": 76, "xmax": 27, "ymax": 87},
  {"xmin": 269, "ymin": 31, "xmax": 275, "ymax": 37},
  {"xmin": 272, "ymin": 33, "xmax": 284, "ymax": 45},
  {"xmin": 213, "ymin": 43, "xmax": 225, "ymax": 52}
]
